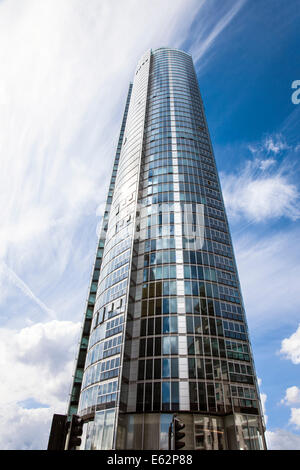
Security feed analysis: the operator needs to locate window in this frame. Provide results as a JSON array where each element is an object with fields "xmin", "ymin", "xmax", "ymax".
[{"xmin": 162, "ymin": 336, "xmax": 178, "ymax": 355}]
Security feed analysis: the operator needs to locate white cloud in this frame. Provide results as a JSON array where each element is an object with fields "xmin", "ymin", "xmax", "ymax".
[
  {"xmin": 281, "ymin": 386, "xmax": 300, "ymax": 406},
  {"xmin": 221, "ymin": 158, "xmax": 300, "ymax": 223},
  {"xmin": 0, "ymin": 320, "xmax": 81, "ymax": 403},
  {"xmin": 0, "ymin": 403, "xmax": 55, "ymax": 450},
  {"xmin": 290, "ymin": 408, "xmax": 300, "ymax": 429},
  {"xmin": 266, "ymin": 429, "xmax": 300, "ymax": 450},
  {"xmin": 277, "ymin": 386, "xmax": 300, "ymax": 438},
  {"xmin": 280, "ymin": 325, "xmax": 300, "ymax": 364},
  {"xmin": 0, "ymin": 320, "xmax": 81, "ymax": 449}
]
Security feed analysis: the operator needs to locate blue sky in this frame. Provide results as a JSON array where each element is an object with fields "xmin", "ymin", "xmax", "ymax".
[{"xmin": 0, "ymin": 0, "xmax": 299, "ymax": 449}]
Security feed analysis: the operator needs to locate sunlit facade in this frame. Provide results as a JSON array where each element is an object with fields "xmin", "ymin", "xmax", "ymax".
[{"xmin": 67, "ymin": 47, "xmax": 266, "ymax": 450}]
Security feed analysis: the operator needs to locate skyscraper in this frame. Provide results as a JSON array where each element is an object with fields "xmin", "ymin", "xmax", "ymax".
[{"xmin": 63, "ymin": 47, "xmax": 266, "ymax": 450}]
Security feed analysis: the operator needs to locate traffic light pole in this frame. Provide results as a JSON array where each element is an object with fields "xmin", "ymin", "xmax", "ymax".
[{"xmin": 168, "ymin": 422, "xmax": 174, "ymax": 450}]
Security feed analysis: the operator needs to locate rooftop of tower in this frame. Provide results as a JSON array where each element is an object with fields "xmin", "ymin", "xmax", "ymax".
[{"xmin": 151, "ymin": 46, "xmax": 192, "ymax": 58}]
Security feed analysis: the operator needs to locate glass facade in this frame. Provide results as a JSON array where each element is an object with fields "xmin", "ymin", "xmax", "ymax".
[{"xmin": 68, "ymin": 48, "xmax": 266, "ymax": 450}]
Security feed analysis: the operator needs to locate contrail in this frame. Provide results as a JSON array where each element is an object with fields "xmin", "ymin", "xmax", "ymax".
[
  {"xmin": 0, "ymin": 262, "xmax": 56, "ymax": 320},
  {"xmin": 191, "ymin": 0, "xmax": 246, "ymax": 64}
]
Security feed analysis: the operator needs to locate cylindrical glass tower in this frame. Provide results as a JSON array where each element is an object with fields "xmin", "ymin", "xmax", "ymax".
[{"xmin": 72, "ymin": 48, "xmax": 266, "ymax": 450}]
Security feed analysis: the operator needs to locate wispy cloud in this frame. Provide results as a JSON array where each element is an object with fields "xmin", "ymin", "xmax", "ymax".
[
  {"xmin": 249, "ymin": 133, "xmax": 291, "ymax": 156},
  {"xmin": 259, "ymin": 158, "xmax": 276, "ymax": 171},
  {"xmin": 264, "ymin": 135, "xmax": 290, "ymax": 154},
  {"xmin": 234, "ymin": 228, "xmax": 300, "ymax": 330},
  {"xmin": 188, "ymin": 0, "xmax": 246, "ymax": 65}
]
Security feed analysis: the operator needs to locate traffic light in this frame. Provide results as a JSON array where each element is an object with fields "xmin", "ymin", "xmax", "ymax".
[
  {"xmin": 173, "ymin": 416, "xmax": 185, "ymax": 450},
  {"xmin": 67, "ymin": 414, "xmax": 83, "ymax": 450}
]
